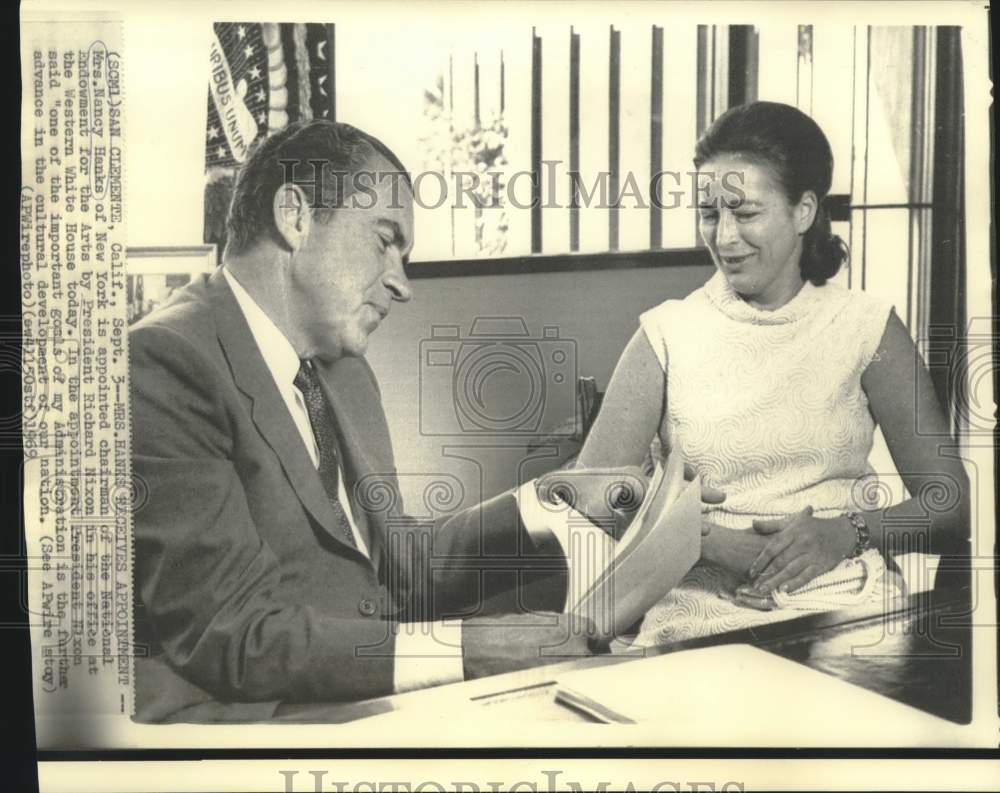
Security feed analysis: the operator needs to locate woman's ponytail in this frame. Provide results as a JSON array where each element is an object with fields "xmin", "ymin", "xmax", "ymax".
[{"xmin": 800, "ymin": 200, "xmax": 848, "ymax": 285}]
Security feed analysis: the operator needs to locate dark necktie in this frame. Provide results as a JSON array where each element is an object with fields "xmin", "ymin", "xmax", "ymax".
[{"xmin": 294, "ymin": 359, "xmax": 359, "ymax": 550}]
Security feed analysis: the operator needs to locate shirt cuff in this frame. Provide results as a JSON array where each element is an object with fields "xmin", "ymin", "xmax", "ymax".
[
  {"xmin": 516, "ymin": 479, "xmax": 565, "ymax": 548},
  {"xmin": 516, "ymin": 479, "xmax": 616, "ymax": 612},
  {"xmin": 392, "ymin": 619, "xmax": 464, "ymax": 694}
]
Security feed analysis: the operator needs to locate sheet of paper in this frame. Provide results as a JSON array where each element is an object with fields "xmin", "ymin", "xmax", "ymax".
[{"xmin": 555, "ymin": 644, "xmax": 966, "ymax": 745}]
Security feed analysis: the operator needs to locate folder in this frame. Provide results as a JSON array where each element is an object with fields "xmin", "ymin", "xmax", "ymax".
[{"xmin": 567, "ymin": 452, "xmax": 702, "ymax": 639}]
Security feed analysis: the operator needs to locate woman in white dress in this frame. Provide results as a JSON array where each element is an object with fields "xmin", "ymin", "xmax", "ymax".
[{"xmin": 573, "ymin": 101, "xmax": 969, "ymax": 643}]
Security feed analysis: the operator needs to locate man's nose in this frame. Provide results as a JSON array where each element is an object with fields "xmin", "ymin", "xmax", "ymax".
[{"xmin": 383, "ymin": 254, "xmax": 413, "ymax": 303}]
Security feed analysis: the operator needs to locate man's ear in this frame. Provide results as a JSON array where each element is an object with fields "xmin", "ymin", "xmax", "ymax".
[
  {"xmin": 273, "ymin": 183, "xmax": 312, "ymax": 252},
  {"xmin": 796, "ymin": 190, "xmax": 819, "ymax": 235}
]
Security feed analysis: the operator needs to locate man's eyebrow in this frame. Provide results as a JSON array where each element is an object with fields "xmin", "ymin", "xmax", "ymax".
[{"xmin": 375, "ymin": 218, "xmax": 409, "ymax": 247}]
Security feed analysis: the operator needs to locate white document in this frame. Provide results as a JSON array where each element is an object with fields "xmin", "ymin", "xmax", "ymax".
[{"xmin": 555, "ymin": 644, "xmax": 964, "ymax": 744}]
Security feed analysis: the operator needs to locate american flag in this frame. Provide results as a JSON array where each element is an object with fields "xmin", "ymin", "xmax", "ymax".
[{"xmin": 205, "ymin": 22, "xmax": 336, "ymax": 169}]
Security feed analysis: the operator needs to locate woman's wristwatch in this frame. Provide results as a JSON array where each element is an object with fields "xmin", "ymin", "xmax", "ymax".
[{"xmin": 845, "ymin": 511, "xmax": 872, "ymax": 558}]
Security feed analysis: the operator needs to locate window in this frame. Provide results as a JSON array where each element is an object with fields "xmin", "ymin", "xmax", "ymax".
[{"xmin": 756, "ymin": 24, "xmax": 965, "ymax": 435}]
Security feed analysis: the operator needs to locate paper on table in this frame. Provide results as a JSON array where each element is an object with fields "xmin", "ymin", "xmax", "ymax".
[
  {"xmin": 554, "ymin": 644, "xmax": 963, "ymax": 744},
  {"xmin": 569, "ymin": 452, "xmax": 702, "ymax": 639}
]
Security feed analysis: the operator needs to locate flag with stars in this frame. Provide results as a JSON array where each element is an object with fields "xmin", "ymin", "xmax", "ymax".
[
  {"xmin": 204, "ymin": 22, "xmax": 337, "ymax": 170},
  {"xmin": 206, "ymin": 23, "xmax": 269, "ymax": 168}
]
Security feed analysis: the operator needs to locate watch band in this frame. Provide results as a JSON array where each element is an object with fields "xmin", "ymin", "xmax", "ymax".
[{"xmin": 845, "ymin": 511, "xmax": 871, "ymax": 558}]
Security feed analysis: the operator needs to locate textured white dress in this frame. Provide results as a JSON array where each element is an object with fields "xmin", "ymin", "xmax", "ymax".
[{"xmin": 632, "ymin": 269, "xmax": 901, "ymax": 645}]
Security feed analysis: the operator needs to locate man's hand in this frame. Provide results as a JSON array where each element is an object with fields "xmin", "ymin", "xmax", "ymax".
[
  {"xmin": 535, "ymin": 462, "xmax": 725, "ymax": 540},
  {"xmin": 742, "ymin": 507, "xmax": 856, "ymax": 595},
  {"xmin": 461, "ymin": 612, "xmax": 603, "ymax": 680}
]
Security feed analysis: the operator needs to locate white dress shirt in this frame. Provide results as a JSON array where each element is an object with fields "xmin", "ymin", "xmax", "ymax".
[{"xmin": 222, "ymin": 268, "xmax": 595, "ymax": 693}]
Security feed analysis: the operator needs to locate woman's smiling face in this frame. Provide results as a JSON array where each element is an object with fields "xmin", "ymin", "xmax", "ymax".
[{"xmin": 697, "ymin": 154, "xmax": 817, "ymax": 310}]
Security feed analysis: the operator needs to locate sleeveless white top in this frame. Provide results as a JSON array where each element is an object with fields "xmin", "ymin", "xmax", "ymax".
[{"xmin": 640, "ymin": 270, "xmax": 893, "ymax": 531}]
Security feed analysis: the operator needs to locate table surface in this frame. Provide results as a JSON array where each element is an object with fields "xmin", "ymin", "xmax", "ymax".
[{"xmin": 275, "ymin": 582, "xmax": 973, "ymax": 726}]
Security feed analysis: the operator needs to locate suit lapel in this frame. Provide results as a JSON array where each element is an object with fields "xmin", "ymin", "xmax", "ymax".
[{"xmin": 207, "ymin": 269, "xmax": 366, "ymax": 560}]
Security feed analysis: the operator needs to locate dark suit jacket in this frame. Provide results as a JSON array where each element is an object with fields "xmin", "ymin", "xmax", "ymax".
[{"xmin": 130, "ymin": 268, "xmax": 566, "ymax": 722}]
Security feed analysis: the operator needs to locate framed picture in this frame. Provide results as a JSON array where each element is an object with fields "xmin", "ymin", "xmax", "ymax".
[{"xmin": 126, "ymin": 245, "xmax": 217, "ymax": 324}]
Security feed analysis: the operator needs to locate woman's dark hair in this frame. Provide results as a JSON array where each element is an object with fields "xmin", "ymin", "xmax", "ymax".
[{"xmin": 693, "ymin": 101, "xmax": 848, "ymax": 285}]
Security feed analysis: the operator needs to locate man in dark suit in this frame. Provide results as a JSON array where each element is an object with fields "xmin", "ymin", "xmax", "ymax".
[{"xmin": 130, "ymin": 120, "xmax": 632, "ymax": 722}]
